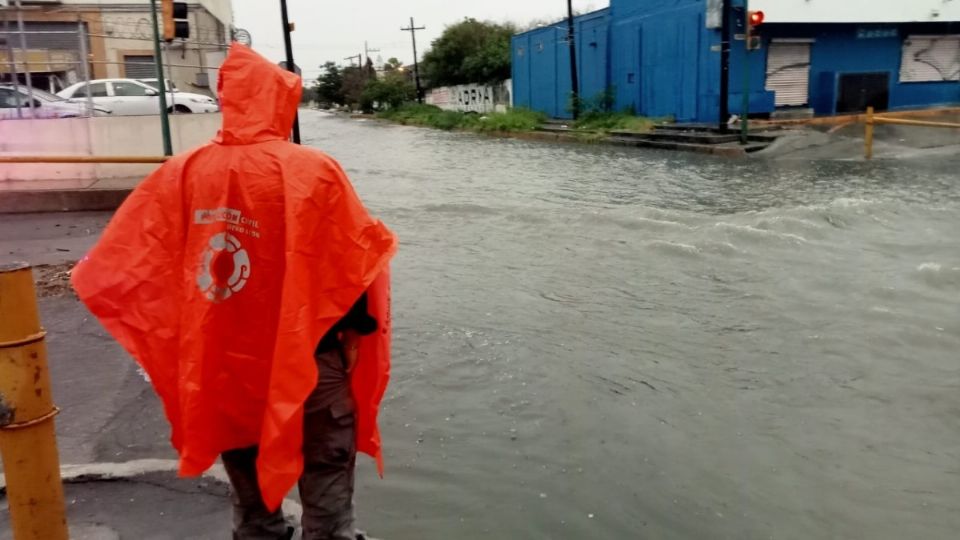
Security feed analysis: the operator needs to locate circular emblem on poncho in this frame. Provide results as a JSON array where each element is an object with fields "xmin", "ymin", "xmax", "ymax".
[{"xmin": 196, "ymin": 232, "xmax": 251, "ymax": 302}]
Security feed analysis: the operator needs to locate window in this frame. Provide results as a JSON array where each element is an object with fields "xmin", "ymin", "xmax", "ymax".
[
  {"xmin": 900, "ymin": 35, "xmax": 960, "ymax": 82},
  {"xmin": 73, "ymin": 82, "xmax": 108, "ymax": 98},
  {"xmin": 0, "ymin": 88, "xmax": 19, "ymax": 108},
  {"xmin": 112, "ymin": 81, "xmax": 152, "ymax": 97}
]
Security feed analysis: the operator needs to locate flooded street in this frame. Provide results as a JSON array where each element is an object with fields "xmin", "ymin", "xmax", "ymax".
[{"xmin": 301, "ymin": 112, "xmax": 960, "ymax": 539}]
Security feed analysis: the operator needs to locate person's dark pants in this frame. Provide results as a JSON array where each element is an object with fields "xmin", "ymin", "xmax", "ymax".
[{"xmin": 222, "ymin": 349, "xmax": 357, "ymax": 540}]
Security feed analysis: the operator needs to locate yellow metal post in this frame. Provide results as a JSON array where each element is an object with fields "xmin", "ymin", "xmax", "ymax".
[
  {"xmin": 0, "ymin": 262, "xmax": 69, "ymax": 540},
  {"xmin": 865, "ymin": 106, "xmax": 875, "ymax": 160}
]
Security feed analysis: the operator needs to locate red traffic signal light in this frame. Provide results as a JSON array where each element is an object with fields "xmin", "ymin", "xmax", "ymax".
[{"xmin": 748, "ymin": 10, "xmax": 765, "ymax": 26}]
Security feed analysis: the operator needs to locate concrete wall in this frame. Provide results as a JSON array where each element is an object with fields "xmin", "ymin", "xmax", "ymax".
[
  {"xmin": 425, "ymin": 80, "xmax": 513, "ymax": 113},
  {"xmin": 0, "ymin": 113, "xmax": 221, "ymax": 186}
]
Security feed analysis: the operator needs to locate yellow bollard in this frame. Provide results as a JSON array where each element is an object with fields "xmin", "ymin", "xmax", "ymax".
[
  {"xmin": 865, "ymin": 106, "xmax": 875, "ymax": 160},
  {"xmin": 0, "ymin": 262, "xmax": 69, "ymax": 540}
]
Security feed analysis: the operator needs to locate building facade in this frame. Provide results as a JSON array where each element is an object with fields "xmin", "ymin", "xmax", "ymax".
[
  {"xmin": 1, "ymin": 0, "xmax": 233, "ymax": 96},
  {"xmin": 513, "ymin": 0, "xmax": 960, "ymax": 121}
]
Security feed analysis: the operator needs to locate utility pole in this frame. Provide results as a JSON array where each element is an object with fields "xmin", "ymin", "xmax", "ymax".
[
  {"xmin": 2, "ymin": 9, "xmax": 23, "ymax": 118},
  {"xmin": 14, "ymin": 0, "xmax": 35, "ymax": 116},
  {"xmin": 401, "ymin": 17, "xmax": 425, "ymax": 104},
  {"xmin": 364, "ymin": 41, "xmax": 380, "ymax": 67},
  {"xmin": 719, "ymin": 0, "xmax": 731, "ymax": 131},
  {"xmin": 148, "ymin": 0, "xmax": 173, "ymax": 155},
  {"xmin": 566, "ymin": 0, "xmax": 580, "ymax": 120},
  {"xmin": 343, "ymin": 53, "xmax": 361, "ymax": 67},
  {"xmin": 279, "ymin": 0, "xmax": 300, "ymax": 144}
]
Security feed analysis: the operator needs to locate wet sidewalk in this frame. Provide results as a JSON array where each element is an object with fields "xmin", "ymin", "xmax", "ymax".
[{"xmin": 1, "ymin": 470, "xmax": 235, "ymax": 540}]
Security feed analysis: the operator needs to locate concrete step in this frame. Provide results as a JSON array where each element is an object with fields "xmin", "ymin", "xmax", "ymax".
[
  {"xmin": 653, "ymin": 123, "xmax": 786, "ymax": 134},
  {"xmin": 614, "ymin": 130, "xmax": 742, "ymax": 144},
  {"xmin": 612, "ymin": 129, "xmax": 779, "ymax": 145},
  {"xmin": 536, "ymin": 124, "xmax": 574, "ymax": 133},
  {"xmin": 771, "ymin": 108, "xmax": 814, "ymax": 120},
  {"xmin": 609, "ymin": 136, "xmax": 770, "ymax": 156}
]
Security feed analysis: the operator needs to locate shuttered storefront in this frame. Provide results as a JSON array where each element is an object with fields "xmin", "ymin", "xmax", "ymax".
[
  {"xmin": 124, "ymin": 55, "xmax": 156, "ymax": 79},
  {"xmin": 765, "ymin": 41, "xmax": 812, "ymax": 107},
  {"xmin": 900, "ymin": 35, "xmax": 960, "ymax": 82}
]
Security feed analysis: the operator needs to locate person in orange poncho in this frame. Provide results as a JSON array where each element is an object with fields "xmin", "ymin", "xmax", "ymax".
[{"xmin": 71, "ymin": 43, "xmax": 397, "ymax": 540}]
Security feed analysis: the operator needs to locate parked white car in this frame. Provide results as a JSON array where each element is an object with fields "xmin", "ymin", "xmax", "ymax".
[
  {"xmin": 57, "ymin": 78, "xmax": 219, "ymax": 116},
  {"xmin": 0, "ymin": 84, "xmax": 112, "ymax": 119},
  {"xmin": 138, "ymin": 78, "xmax": 179, "ymax": 92}
]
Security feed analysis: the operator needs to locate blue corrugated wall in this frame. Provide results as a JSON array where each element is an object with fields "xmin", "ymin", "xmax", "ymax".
[{"xmin": 512, "ymin": 10, "xmax": 610, "ymax": 119}]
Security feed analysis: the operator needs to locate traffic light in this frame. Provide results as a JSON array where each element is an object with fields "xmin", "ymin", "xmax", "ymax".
[
  {"xmin": 162, "ymin": 0, "xmax": 189, "ymax": 42},
  {"xmin": 746, "ymin": 10, "xmax": 764, "ymax": 51}
]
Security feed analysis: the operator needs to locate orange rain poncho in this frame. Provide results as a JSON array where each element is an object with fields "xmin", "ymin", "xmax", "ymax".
[{"xmin": 71, "ymin": 43, "xmax": 397, "ymax": 510}]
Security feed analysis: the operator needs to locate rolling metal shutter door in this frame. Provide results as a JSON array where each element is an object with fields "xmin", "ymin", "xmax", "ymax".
[
  {"xmin": 900, "ymin": 36, "xmax": 960, "ymax": 82},
  {"xmin": 765, "ymin": 41, "xmax": 812, "ymax": 107},
  {"xmin": 124, "ymin": 56, "xmax": 156, "ymax": 79}
]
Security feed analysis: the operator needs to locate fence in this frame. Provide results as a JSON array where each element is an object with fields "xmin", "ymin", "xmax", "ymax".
[
  {"xmin": 0, "ymin": 5, "xmax": 228, "ymax": 121},
  {"xmin": 864, "ymin": 106, "xmax": 960, "ymax": 159}
]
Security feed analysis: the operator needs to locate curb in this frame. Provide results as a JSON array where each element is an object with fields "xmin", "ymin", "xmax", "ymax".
[
  {"xmin": 0, "ymin": 189, "xmax": 132, "ymax": 214},
  {"xmin": 0, "ymin": 459, "xmax": 304, "ymax": 522}
]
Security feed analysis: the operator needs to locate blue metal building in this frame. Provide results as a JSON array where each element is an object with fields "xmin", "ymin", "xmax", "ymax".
[{"xmin": 512, "ymin": 0, "xmax": 960, "ymax": 122}]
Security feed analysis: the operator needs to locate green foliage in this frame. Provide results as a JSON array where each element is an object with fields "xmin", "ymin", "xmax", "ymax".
[
  {"xmin": 421, "ymin": 18, "xmax": 515, "ymax": 87},
  {"xmin": 578, "ymin": 113, "xmax": 655, "ymax": 132},
  {"xmin": 361, "ymin": 73, "xmax": 417, "ymax": 111},
  {"xmin": 315, "ymin": 62, "xmax": 344, "ymax": 107},
  {"xmin": 383, "ymin": 57, "xmax": 404, "ymax": 72},
  {"xmin": 472, "ymin": 108, "xmax": 545, "ymax": 132},
  {"xmin": 378, "ymin": 104, "xmax": 545, "ymax": 133},
  {"xmin": 340, "ymin": 65, "xmax": 371, "ymax": 110},
  {"xmin": 574, "ymin": 112, "xmax": 656, "ymax": 133}
]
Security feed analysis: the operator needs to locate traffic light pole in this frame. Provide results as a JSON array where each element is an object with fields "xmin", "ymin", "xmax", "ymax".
[
  {"xmin": 279, "ymin": 0, "xmax": 301, "ymax": 144},
  {"xmin": 149, "ymin": 0, "xmax": 173, "ymax": 156},
  {"xmin": 718, "ymin": 0, "xmax": 731, "ymax": 131}
]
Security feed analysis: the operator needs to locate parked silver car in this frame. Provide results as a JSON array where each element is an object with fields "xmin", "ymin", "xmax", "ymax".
[{"xmin": 0, "ymin": 85, "xmax": 112, "ymax": 119}]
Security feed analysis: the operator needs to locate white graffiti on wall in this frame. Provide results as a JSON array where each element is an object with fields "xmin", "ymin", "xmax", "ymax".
[{"xmin": 426, "ymin": 80, "xmax": 513, "ymax": 114}]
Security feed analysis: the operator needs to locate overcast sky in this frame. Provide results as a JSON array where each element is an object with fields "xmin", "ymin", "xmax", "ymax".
[{"xmin": 233, "ymin": 0, "xmax": 608, "ymax": 80}]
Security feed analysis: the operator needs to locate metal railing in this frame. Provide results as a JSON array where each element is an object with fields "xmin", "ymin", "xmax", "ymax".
[{"xmin": 864, "ymin": 106, "xmax": 960, "ymax": 159}]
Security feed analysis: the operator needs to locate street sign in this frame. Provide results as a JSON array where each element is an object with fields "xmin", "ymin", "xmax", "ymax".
[
  {"xmin": 233, "ymin": 28, "xmax": 253, "ymax": 47},
  {"xmin": 278, "ymin": 61, "xmax": 301, "ymax": 76}
]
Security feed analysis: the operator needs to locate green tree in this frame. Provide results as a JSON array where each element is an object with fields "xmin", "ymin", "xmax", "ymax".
[
  {"xmin": 383, "ymin": 57, "xmax": 404, "ymax": 72},
  {"xmin": 315, "ymin": 61, "xmax": 344, "ymax": 106},
  {"xmin": 340, "ymin": 65, "xmax": 369, "ymax": 110},
  {"xmin": 362, "ymin": 72, "xmax": 416, "ymax": 111},
  {"xmin": 421, "ymin": 18, "xmax": 515, "ymax": 87}
]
